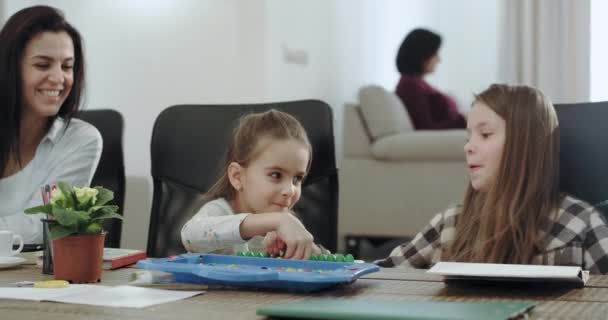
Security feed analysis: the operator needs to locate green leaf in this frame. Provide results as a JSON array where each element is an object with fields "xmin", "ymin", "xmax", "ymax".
[
  {"xmin": 49, "ymin": 224, "xmax": 77, "ymax": 240},
  {"xmin": 58, "ymin": 181, "xmax": 72, "ymax": 190},
  {"xmin": 94, "ymin": 187, "xmax": 114, "ymax": 206},
  {"xmin": 75, "ymin": 211, "xmax": 92, "ymax": 233},
  {"xmin": 88, "ymin": 205, "xmax": 119, "ymax": 215},
  {"xmin": 84, "ymin": 222, "xmax": 103, "ymax": 233},
  {"xmin": 24, "ymin": 204, "xmax": 53, "ymax": 215},
  {"xmin": 52, "ymin": 207, "xmax": 85, "ymax": 226},
  {"xmin": 91, "ymin": 212, "xmax": 123, "ymax": 221},
  {"xmin": 58, "ymin": 181, "xmax": 76, "ymax": 208}
]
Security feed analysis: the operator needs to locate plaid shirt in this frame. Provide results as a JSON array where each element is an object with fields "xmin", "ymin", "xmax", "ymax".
[{"xmin": 376, "ymin": 195, "xmax": 608, "ymax": 274}]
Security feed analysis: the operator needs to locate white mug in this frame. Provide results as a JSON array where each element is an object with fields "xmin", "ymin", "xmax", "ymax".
[{"xmin": 0, "ymin": 230, "xmax": 24, "ymax": 256}]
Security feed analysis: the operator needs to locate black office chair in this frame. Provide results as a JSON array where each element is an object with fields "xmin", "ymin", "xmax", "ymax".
[
  {"xmin": 76, "ymin": 109, "xmax": 126, "ymax": 248},
  {"xmin": 147, "ymin": 101, "xmax": 338, "ymax": 257},
  {"xmin": 556, "ymin": 101, "xmax": 608, "ymax": 218}
]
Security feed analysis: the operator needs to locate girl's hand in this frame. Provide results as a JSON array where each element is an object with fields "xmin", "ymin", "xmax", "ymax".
[
  {"xmin": 264, "ymin": 231, "xmax": 324, "ymax": 258},
  {"xmin": 263, "ymin": 231, "xmax": 286, "ymax": 256},
  {"xmin": 312, "ymin": 243, "xmax": 323, "ymax": 255},
  {"xmin": 275, "ymin": 214, "xmax": 314, "ymax": 260}
]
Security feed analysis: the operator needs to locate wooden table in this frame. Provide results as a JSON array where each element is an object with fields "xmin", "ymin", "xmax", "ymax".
[{"xmin": 2, "ymin": 263, "xmax": 608, "ymax": 319}]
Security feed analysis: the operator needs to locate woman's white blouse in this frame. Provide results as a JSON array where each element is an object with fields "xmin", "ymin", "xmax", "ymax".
[{"xmin": 0, "ymin": 117, "xmax": 102, "ymax": 244}]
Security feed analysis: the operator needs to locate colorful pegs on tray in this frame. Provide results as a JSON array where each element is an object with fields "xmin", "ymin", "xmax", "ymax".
[
  {"xmin": 236, "ymin": 251, "xmax": 355, "ymax": 262},
  {"xmin": 236, "ymin": 251, "xmax": 268, "ymax": 258},
  {"xmin": 310, "ymin": 253, "xmax": 354, "ymax": 262}
]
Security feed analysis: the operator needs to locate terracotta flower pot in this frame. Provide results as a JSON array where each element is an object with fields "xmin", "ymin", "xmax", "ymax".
[{"xmin": 52, "ymin": 233, "xmax": 105, "ymax": 283}]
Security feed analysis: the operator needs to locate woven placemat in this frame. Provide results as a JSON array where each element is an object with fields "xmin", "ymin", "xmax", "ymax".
[{"xmin": 585, "ymin": 275, "xmax": 608, "ymax": 288}]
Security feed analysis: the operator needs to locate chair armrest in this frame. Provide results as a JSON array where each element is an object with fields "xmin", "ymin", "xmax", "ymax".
[{"xmin": 370, "ymin": 130, "xmax": 467, "ymax": 161}]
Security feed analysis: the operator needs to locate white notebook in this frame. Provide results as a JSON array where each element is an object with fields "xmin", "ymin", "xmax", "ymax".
[{"xmin": 428, "ymin": 262, "xmax": 589, "ymax": 286}]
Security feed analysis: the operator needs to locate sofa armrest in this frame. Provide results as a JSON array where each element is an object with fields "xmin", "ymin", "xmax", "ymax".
[{"xmin": 371, "ymin": 130, "xmax": 467, "ymax": 161}]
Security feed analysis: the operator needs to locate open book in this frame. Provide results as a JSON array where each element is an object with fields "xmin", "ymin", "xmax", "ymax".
[{"xmin": 428, "ymin": 262, "xmax": 589, "ymax": 287}]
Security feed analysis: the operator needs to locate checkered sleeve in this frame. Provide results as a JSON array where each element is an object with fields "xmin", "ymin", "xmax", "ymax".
[
  {"xmin": 375, "ymin": 212, "xmax": 445, "ymax": 268},
  {"xmin": 583, "ymin": 209, "xmax": 608, "ymax": 274}
]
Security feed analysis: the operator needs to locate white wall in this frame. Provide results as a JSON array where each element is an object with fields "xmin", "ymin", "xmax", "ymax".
[
  {"xmin": 262, "ymin": 0, "xmax": 338, "ymax": 135},
  {"xmin": 0, "ymin": 1, "xmax": 5, "ymax": 21},
  {"xmin": 2, "ymin": 0, "xmax": 500, "ymax": 250},
  {"xmin": 590, "ymin": 0, "xmax": 608, "ymax": 102},
  {"xmin": 436, "ymin": 0, "xmax": 499, "ymax": 109}
]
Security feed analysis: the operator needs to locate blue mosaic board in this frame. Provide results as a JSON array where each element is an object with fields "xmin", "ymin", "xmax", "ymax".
[{"xmin": 136, "ymin": 253, "xmax": 380, "ymax": 292}]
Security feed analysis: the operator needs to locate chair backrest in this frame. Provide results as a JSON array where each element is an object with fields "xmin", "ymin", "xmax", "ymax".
[
  {"xmin": 555, "ymin": 101, "xmax": 608, "ymax": 216},
  {"xmin": 76, "ymin": 109, "xmax": 126, "ymax": 248},
  {"xmin": 147, "ymin": 101, "xmax": 338, "ymax": 257}
]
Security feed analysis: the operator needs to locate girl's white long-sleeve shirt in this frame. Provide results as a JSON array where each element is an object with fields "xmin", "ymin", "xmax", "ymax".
[{"xmin": 181, "ymin": 198, "xmax": 264, "ymax": 254}]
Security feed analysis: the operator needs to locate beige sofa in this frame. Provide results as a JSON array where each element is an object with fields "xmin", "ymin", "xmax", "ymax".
[{"xmin": 338, "ymin": 85, "xmax": 469, "ymax": 250}]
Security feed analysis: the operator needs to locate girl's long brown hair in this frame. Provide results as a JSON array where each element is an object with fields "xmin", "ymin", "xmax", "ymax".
[
  {"xmin": 204, "ymin": 109, "xmax": 311, "ymax": 202},
  {"xmin": 443, "ymin": 84, "xmax": 562, "ymax": 264}
]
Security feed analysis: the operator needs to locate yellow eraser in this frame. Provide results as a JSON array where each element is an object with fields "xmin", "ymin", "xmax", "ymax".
[{"xmin": 33, "ymin": 280, "xmax": 69, "ymax": 288}]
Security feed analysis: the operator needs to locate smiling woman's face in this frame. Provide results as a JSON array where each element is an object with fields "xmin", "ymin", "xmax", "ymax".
[{"xmin": 20, "ymin": 31, "xmax": 74, "ymax": 119}]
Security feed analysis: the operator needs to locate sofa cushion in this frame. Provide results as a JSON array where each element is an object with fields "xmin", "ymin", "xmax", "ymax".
[
  {"xmin": 371, "ymin": 130, "xmax": 467, "ymax": 161},
  {"xmin": 358, "ymin": 85, "xmax": 413, "ymax": 140}
]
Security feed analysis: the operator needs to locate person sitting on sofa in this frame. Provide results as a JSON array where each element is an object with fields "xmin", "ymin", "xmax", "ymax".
[
  {"xmin": 395, "ymin": 28, "xmax": 465, "ymax": 130},
  {"xmin": 376, "ymin": 84, "xmax": 608, "ymax": 274}
]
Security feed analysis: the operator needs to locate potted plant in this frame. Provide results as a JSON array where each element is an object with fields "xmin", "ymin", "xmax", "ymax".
[{"xmin": 25, "ymin": 182, "xmax": 123, "ymax": 283}]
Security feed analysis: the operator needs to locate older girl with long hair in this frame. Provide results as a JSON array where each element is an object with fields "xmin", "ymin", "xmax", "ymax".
[{"xmin": 378, "ymin": 84, "xmax": 608, "ymax": 274}]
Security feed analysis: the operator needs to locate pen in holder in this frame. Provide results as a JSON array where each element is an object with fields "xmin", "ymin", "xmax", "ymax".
[
  {"xmin": 39, "ymin": 184, "xmax": 56, "ymax": 275},
  {"xmin": 41, "ymin": 219, "xmax": 53, "ymax": 275}
]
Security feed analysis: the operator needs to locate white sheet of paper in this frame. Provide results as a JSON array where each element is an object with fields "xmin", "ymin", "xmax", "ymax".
[
  {"xmin": 0, "ymin": 285, "xmax": 98, "ymax": 301},
  {"xmin": 0, "ymin": 285, "xmax": 203, "ymax": 308},
  {"xmin": 50, "ymin": 285, "xmax": 202, "ymax": 308}
]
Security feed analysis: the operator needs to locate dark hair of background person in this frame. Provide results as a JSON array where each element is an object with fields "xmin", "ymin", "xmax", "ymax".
[
  {"xmin": 396, "ymin": 28, "xmax": 441, "ymax": 76},
  {"xmin": 0, "ymin": 5, "xmax": 86, "ymax": 175}
]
